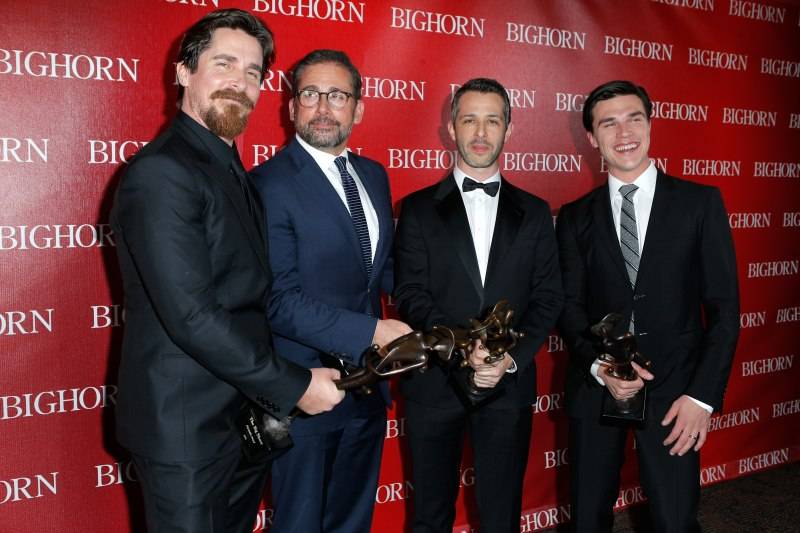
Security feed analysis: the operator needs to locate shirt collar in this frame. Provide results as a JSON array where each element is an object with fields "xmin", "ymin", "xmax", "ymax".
[
  {"xmin": 453, "ymin": 165, "xmax": 502, "ymax": 194},
  {"xmin": 295, "ymin": 133, "xmax": 348, "ymax": 173},
  {"xmin": 607, "ymin": 161, "xmax": 657, "ymax": 199},
  {"xmin": 176, "ymin": 111, "xmax": 237, "ymax": 170}
]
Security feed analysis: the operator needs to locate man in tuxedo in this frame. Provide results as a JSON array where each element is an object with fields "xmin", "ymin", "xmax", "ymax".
[
  {"xmin": 251, "ymin": 49, "xmax": 411, "ymax": 533},
  {"xmin": 394, "ymin": 78, "xmax": 563, "ymax": 533},
  {"xmin": 556, "ymin": 80, "xmax": 739, "ymax": 532},
  {"xmin": 111, "ymin": 11, "xmax": 344, "ymax": 533}
]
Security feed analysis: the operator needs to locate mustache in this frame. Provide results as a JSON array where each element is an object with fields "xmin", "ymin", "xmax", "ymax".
[
  {"xmin": 309, "ymin": 116, "xmax": 340, "ymax": 127},
  {"xmin": 211, "ymin": 89, "xmax": 254, "ymax": 110}
]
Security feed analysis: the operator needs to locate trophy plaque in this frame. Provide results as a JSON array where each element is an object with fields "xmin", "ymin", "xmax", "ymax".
[{"xmin": 590, "ymin": 313, "xmax": 653, "ymax": 422}]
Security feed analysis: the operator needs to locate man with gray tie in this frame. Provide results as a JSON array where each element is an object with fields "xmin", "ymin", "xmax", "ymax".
[{"xmin": 557, "ymin": 80, "xmax": 739, "ymax": 532}]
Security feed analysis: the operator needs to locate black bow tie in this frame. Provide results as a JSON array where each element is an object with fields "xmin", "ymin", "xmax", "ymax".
[{"xmin": 462, "ymin": 177, "xmax": 500, "ymax": 197}]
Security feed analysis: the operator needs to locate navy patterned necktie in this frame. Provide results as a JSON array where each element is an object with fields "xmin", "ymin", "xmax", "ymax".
[{"xmin": 334, "ymin": 156, "xmax": 372, "ymax": 279}]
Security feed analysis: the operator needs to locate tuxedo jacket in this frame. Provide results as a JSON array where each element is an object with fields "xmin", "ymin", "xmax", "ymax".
[
  {"xmin": 556, "ymin": 170, "xmax": 740, "ymax": 418},
  {"xmin": 251, "ymin": 138, "xmax": 395, "ymax": 435},
  {"xmin": 111, "ymin": 114, "xmax": 309, "ymax": 462},
  {"xmin": 394, "ymin": 175, "xmax": 564, "ymax": 410}
]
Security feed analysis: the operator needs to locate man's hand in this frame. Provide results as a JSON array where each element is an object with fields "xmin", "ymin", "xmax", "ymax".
[
  {"xmin": 468, "ymin": 341, "xmax": 513, "ymax": 389},
  {"xmin": 372, "ymin": 319, "xmax": 413, "ymax": 348},
  {"xmin": 662, "ymin": 395, "xmax": 712, "ymax": 456},
  {"xmin": 598, "ymin": 360, "xmax": 654, "ymax": 400},
  {"xmin": 296, "ymin": 368, "xmax": 345, "ymax": 415}
]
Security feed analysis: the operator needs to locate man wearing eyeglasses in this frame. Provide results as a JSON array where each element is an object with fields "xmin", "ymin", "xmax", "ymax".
[{"xmin": 251, "ymin": 49, "xmax": 411, "ymax": 533}]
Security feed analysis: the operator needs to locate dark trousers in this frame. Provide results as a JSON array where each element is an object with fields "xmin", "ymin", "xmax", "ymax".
[
  {"xmin": 131, "ymin": 447, "xmax": 269, "ymax": 533},
  {"xmin": 270, "ymin": 393, "xmax": 386, "ymax": 533},
  {"xmin": 569, "ymin": 401, "xmax": 701, "ymax": 533},
  {"xmin": 405, "ymin": 399, "xmax": 533, "ymax": 533}
]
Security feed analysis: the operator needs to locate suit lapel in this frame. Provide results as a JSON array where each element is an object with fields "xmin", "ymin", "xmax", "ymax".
[
  {"xmin": 286, "ymin": 141, "xmax": 370, "ymax": 280},
  {"xmin": 172, "ymin": 119, "xmax": 271, "ymax": 275},
  {"xmin": 592, "ymin": 186, "xmax": 631, "ymax": 288},
  {"xmin": 434, "ymin": 176, "xmax": 483, "ymax": 300},
  {"xmin": 636, "ymin": 171, "xmax": 673, "ymax": 286},
  {"xmin": 484, "ymin": 179, "xmax": 523, "ymax": 288}
]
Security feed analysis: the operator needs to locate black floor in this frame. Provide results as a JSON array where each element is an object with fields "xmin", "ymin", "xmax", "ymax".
[{"xmin": 542, "ymin": 461, "xmax": 799, "ymax": 532}]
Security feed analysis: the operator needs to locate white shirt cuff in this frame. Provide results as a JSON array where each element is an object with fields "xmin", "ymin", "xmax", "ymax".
[
  {"xmin": 687, "ymin": 395, "xmax": 713, "ymax": 413},
  {"xmin": 590, "ymin": 359, "xmax": 605, "ymax": 385},
  {"xmin": 505, "ymin": 355, "xmax": 517, "ymax": 374}
]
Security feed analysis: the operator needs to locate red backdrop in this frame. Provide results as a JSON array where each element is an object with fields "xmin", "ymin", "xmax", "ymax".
[{"xmin": 1, "ymin": 1, "xmax": 799, "ymax": 531}]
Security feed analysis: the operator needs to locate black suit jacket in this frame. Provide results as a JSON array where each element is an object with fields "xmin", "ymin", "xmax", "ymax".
[
  {"xmin": 111, "ymin": 114, "xmax": 309, "ymax": 462},
  {"xmin": 394, "ymin": 175, "xmax": 563, "ymax": 409},
  {"xmin": 556, "ymin": 170, "xmax": 739, "ymax": 418}
]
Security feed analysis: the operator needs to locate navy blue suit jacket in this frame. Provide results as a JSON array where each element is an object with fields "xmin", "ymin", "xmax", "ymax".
[{"xmin": 252, "ymin": 138, "xmax": 395, "ymax": 435}]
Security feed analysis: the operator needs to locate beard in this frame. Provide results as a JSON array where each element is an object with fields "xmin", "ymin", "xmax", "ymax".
[
  {"xmin": 296, "ymin": 116, "xmax": 352, "ymax": 149},
  {"xmin": 458, "ymin": 139, "xmax": 503, "ymax": 169},
  {"xmin": 203, "ymin": 89, "xmax": 255, "ymax": 140}
]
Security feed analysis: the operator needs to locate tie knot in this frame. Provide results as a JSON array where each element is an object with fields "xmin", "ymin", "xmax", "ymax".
[
  {"xmin": 462, "ymin": 177, "xmax": 500, "ymax": 197},
  {"xmin": 620, "ymin": 184, "xmax": 638, "ymax": 200},
  {"xmin": 334, "ymin": 156, "xmax": 348, "ymax": 173}
]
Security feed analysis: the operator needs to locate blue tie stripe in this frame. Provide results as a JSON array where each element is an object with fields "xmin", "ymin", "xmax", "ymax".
[{"xmin": 334, "ymin": 156, "xmax": 372, "ymax": 279}]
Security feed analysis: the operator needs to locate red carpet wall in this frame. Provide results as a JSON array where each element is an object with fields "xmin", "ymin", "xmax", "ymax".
[{"xmin": 2, "ymin": 1, "xmax": 799, "ymax": 531}]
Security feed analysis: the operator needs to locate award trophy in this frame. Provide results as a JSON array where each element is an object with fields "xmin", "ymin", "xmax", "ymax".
[
  {"xmin": 325, "ymin": 325, "xmax": 457, "ymax": 393},
  {"xmin": 240, "ymin": 329, "xmax": 458, "ymax": 462},
  {"xmin": 449, "ymin": 300, "xmax": 525, "ymax": 407},
  {"xmin": 237, "ymin": 402, "xmax": 294, "ymax": 463},
  {"xmin": 590, "ymin": 313, "xmax": 653, "ymax": 422}
]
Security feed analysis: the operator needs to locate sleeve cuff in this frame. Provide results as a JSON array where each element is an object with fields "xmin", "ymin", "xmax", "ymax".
[
  {"xmin": 591, "ymin": 359, "xmax": 605, "ymax": 385},
  {"xmin": 505, "ymin": 355, "xmax": 518, "ymax": 374},
  {"xmin": 687, "ymin": 395, "xmax": 713, "ymax": 413}
]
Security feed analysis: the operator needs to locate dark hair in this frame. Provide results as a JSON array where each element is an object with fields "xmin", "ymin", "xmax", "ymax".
[
  {"xmin": 451, "ymin": 78, "xmax": 511, "ymax": 125},
  {"xmin": 582, "ymin": 80, "xmax": 652, "ymax": 132},
  {"xmin": 292, "ymin": 49, "xmax": 362, "ymax": 100},
  {"xmin": 176, "ymin": 9, "xmax": 273, "ymax": 99}
]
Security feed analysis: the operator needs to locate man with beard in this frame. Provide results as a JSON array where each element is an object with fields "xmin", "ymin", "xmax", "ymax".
[
  {"xmin": 111, "ymin": 11, "xmax": 344, "ymax": 533},
  {"xmin": 251, "ymin": 49, "xmax": 410, "ymax": 532},
  {"xmin": 557, "ymin": 80, "xmax": 739, "ymax": 532},
  {"xmin": 393, "ymin": 78, "xmax": 563, "ymax": 532}
]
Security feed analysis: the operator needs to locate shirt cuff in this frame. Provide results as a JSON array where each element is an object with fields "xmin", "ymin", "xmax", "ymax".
[
  {"xmin": 687, "ymin": 395, "xmax": 713, "ymax": 413},
  {"xmin": 590, "ymin": 359, "xmax": 605, "ymax": 385},
  {"xmin": 505, "ymin": 355, "xmax": 517, "ymax": 374}
]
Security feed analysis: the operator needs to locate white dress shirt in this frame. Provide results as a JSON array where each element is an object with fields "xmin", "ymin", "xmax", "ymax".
[
  {"xmin": 454, "ymin": 166, "xmax": 500, "ymax": 285},
  {"xmin": 295, "ymin": 134, "xmax": 379, "ymax": 260},
  {"xmin": 453, "ymin": 167, "xmax": 517, "ymax": 373},
  {"xmin": 590, "ymin": 162, "xmax": 712, "ymax": 413}
]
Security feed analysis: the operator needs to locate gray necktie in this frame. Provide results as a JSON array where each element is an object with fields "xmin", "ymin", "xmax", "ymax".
[
  {"xmin": 619, "ymin": 184, "xmax": 640, "ymax": 289},
  {"xmin": 619, "ymin": 184, "xmax": 639, "ymax": 332}
]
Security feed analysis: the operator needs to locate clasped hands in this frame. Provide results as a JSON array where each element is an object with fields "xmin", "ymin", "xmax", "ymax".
[{"xmin": 467, "ymin": 340, "xmax": 513, "ymax": 389}]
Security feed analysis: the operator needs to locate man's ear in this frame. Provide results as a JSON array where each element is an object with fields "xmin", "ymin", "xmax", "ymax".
[
  {"xmin": 586, "ymin": 131, "xmax": 599, "ymax": 149},
  {"xmin": 176, "ymin": 62, "xmax": 190, "ymax": 88}
]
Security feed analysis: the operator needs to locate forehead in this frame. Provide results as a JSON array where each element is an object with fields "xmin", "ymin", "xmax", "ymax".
[
  {"xmin": 592, "ymin": 94, "xmax": 646, "ymax": 122},
  {"xmin": 455, "ymin": 91, "xmax": 505, "ymax": 117},
  {"xmin": 202, "ymin": 27, "xmax": 263, "ymax": 63},
  {"xmin": 296, "ymin": 62, "xmax": 353, "ymax": 90}
]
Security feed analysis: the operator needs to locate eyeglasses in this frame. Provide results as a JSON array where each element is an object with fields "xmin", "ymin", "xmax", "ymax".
[{"xmin": 295, "ymin": 88, "xmax": 354, "ymax": 109}]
